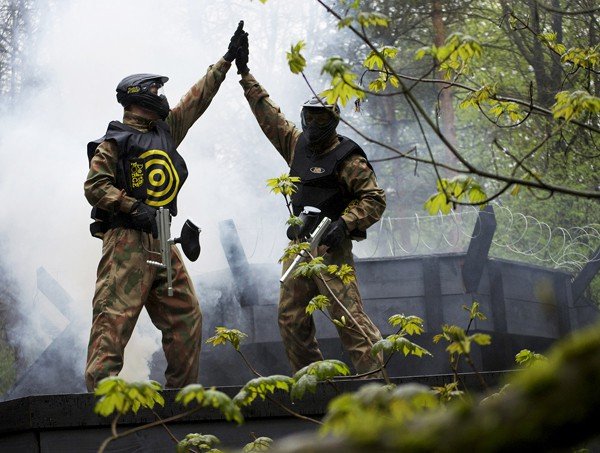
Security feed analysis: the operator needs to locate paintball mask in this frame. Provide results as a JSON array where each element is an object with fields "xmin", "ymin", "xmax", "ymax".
[
  {"xmin": 116, "ymin": 73, "xmax": 170, "ymax": 120},
  {"xmin": 300, "ymin": 96, "xmax": 340, "ymax": 148}
]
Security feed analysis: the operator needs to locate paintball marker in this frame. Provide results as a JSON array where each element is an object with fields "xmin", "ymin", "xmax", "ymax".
[
  {"xmin": 147, "ymin": 207, "xmax": 201, "ymax": 296},
  {"xmin": 280, "ymin": 207, "xmax": 331, "ymax": 284}
]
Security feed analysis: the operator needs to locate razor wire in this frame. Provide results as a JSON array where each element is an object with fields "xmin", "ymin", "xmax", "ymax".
[{"xmin": 236, "ymin": 203, "xmax": 600, "ymax": 272}]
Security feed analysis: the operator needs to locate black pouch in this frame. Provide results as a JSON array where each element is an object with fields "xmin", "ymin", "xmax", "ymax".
[{"xmin": 126, "ymin": 158, "xmax": 147, "ymax": 200}]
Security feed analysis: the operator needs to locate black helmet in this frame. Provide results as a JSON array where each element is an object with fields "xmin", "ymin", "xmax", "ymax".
[
  {"xmin": 116, "ymin": 73, "xmax": 170, "ymax": 120},
  {"xmin": 300, "ymin": 96, "xmax": 340, "ymax": 148}
]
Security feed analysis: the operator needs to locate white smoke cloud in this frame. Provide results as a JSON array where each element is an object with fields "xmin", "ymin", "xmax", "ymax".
[{"xmin": 0, "ymin": 0, "xmax": 330, "ymax": 384}]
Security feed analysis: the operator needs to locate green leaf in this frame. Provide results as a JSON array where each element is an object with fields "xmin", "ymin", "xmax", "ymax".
[
  {"xmin": 364, "ymin": 46, "xmax": 398, "ymax": 70},
  {"xmin": 176, "ymin": 385, "xmax": 244, "ymax": 425},
  {"xmin": 515, "ymin": 349, "xmax": 548, "ymax": 368},
  {"xmin": 552, "ymin": 90, "xmax": 600, "ymax": 122},
  {"xmin": 177, "ymin": 433, "xmax": 221, "ymax": 453},
  {"xmin": 279, "ymin": 241, "xmax": 310, "ymax": 263},
  {"xmin": 291, "ymin": 360, "xmax": 351, "ymax": 400},
  {"xmin": 206, "ymin": 327, "xmax": 248, "ymax": 351},
  {"xmin": 233, "ymin": 375, "xmax": 295, "ymax": 406},
  {"xmin": 306, "ymin": 294, "xmax": 330, "ymax": 315},
  {"xmin": 290, "ymin": 373, "xmax": 318, "ymax": 400},
  {"xmin": 266, "ymin": 174, "xmax": 301, "ymax": 197},
  {"xmin": 371, "ymin": 335, "xmax": 432, "ymax": 358},
  {"xmin": 432, "ymin": 381, "xmax": 463, "ymax": 403},
  {"xmin": 94, "ymin": 378, "xmax": 164, "ymax": 417},
  {"xmin": 356, "ymin": 11, "xmax": 390, "ymax": 28},
  {"xmin": 292, "ymin": 256, "xmax": 328, "ymax": 279},
  {"xmin": 286, "ymin": 40, "xmax": 306, "ymax": 74},
  {"xmin": 321, "ymin": 57, "xmax": 366, "ymax": 107},
  {"xmin": 462, "ymin": 301, "xmax": 487, "ymax": 322},
  {"xmin": 388, "ymin": 314, "xmax": 425, "ymax": 336},
  {"xmin": 243, "ymin": 437, "xmax": 273, "ymax": 452}
]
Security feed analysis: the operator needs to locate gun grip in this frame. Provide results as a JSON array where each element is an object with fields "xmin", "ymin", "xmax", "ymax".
[{"xmin": 176, "ymin": 220, "xmax": 201, "ymax": 262}]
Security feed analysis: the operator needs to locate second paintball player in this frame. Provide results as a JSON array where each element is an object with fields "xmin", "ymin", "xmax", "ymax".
[
  {"xmin": 84, "ymin": 23, "xmax": 247, "ymax": 391},
  {"xmin": 235, "ymin": 34, "xmax": 386, "ymax": 375}
]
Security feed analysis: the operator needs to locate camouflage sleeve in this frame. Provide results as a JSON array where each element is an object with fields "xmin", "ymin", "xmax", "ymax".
[
  {"xmin": 239, "ymin": 72, "xmax": 301, "ymax": 165},
  {"xmin": 84, "ymin": 140, "xmax": 137, "ymax": 214},
  {"xmin": 166, "ymin": 58, "xmax": 232, "ymax": 147},
  {"xmin": 338, "ymin": 155, "xmax": 386, "ymax": 233}
]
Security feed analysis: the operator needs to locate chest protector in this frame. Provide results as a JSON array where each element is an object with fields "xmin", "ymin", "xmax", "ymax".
[
  {"xmin": 87, "ymin": 120, "xmax": 188, "ymax": 235},
  {"xmin": 289, "ymin": 134, "xmax": 370, "ymax": 221}
]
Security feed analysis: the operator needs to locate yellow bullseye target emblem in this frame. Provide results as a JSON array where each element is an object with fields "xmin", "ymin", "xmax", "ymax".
[{"xmin": 139, "ymin": 149, "xmax": 180, "ymax": 207}]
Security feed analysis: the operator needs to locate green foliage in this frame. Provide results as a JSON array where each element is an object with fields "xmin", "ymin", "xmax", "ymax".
[
  {"xmin": 243, "ymin": 437, "xmax": 273, "ymax": 452},
  {"xmin": 233, "ymin": 375, "xmax": 295, "ymax": 406},
  {"xmin": 424, "ymin": 176, "xmax": 487, "ymax": 214},
  {"xmin": 286, "ymin": 215, "xmax": 303, "ymax": 227},
  {"xmin": 320, "ymin": 57, "xmax": 366, "ymax": 107},
  {"xmin": 326, "ymin": 263, "xmax": 356, "ymax": 284},
  {"xmin": 291, "ymin": 360, "xmax": 351, "ymax": 400},
  {"xmin": 292, "ymin": 256, "xmax": 328, "ymax": 279},
  {"xmin": 206, "ymin": 327, "xmax": 248, "ymax": 351},
  {"xmin": 265, "ymin": 174, "xmax": 301, "ymax": 197},
  {"xmin": 279, "ymin": 241, "xmax": 310, "ymax": 263},
  {"xmin": 538, "ymin": 32, "xmax": 567, "ymax": 55},
  {"xmin": 463, "ymin": 301, "xmax": 487, "ymax": 322},
  {"xmin": 388, "ymin": 314, "xmax": 425, "ymax": 336},
  {"xmin": 372, "ymin": 335, "xmax": 432, "ymax": 358},
  {"xmin": 415, "ymin": 32, "xmax": 482, "ymax": 79},
  {"xmin": 287, "ymin": 40, "xmax": 306, "ymax": 74},
  {"xmin": 515, "ymin": 349, "xmax": 548, "ymax": 368},
  {"xmin": 432, "ymin": 381, "xmax": 463, "ymax": 403},
  {"xmin": 94, "ymin": 377, "xmax": 164, "ymax": 417},
  {"xmin": 321, "ymin": 383, "xmax": 438, "ymax": 442},
  {"xmin": 356, "ymin": 11, "xmax": 390, "ymax": 28},
  {"xmin": 364, "ymin": 46, "xmax": 399, "ymax": 70},
  {"xmin": 459, "ymin": 84, "xmax": 525, "ymax": 123},
  {"xmin": 177, "ymin": 433, "xmax": 221, "ymax": 453},
  {"xmin": 552, "ymin": 90, "xmax": 600, "ymax": 122},
  {"xmin": 561, "ymin": 46, "xmax": 600, "ymax": 70},
  {"xmin": 433, "ymin": 324, "xmax": 491, "ymax": 356},
  {"xmin": 306, "ymin": 294, "xmax": 330, "ymax": 315},
  {"xmin": 176, "ymin": 384, "xmax": 244, "ymax": 424}
]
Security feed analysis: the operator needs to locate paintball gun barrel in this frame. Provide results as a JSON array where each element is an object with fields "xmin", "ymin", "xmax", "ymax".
[
  {"xmin": 147, "ymin": 207, "xmax": 201, "ymax": 296},
  {"xmin": 280, "ymin": 215, "xmax": 332, "ymax": 284}
]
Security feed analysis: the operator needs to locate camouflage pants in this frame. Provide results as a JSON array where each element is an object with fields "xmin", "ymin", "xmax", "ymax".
[
  {"xmin": 279, "ymin": 239, "xmax": 382, "ymax": 374},
  {"xmin": 85, "ymin": 227, "xmax": 202, "ymax": 392}
]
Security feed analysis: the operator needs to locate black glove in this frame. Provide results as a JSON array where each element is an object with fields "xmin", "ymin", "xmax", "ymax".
[
  {"xmin": 320, "ymin": 218, "xmax": 349, "ymax": 249},
  {"xmin": 236, "ymin": 32, "xmax": 249, "ymax": 75},
  {"xmin": 224, "ymin": 20, "xmax": 245, "ymax": 62},
  {"xmin": 129, "ymin": 201, "xmax": 158, "ymax": 238}
]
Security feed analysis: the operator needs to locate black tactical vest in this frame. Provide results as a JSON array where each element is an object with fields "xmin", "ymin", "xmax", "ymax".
[
  {"xmin": 289, "ymin": 134, "xmax": 370, "ymax": 221},
  {"xmin": 87, "ymin": 120, "xmax": 188, "ymax": 235}
]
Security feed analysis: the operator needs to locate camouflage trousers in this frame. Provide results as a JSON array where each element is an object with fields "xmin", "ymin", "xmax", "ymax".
[
  {"xmin": 279, "ymin": 239, "xmax": 382, "ymax": 374},
  {"xmin": 85, "ymin": 227, "xmax": 202, "ymax": 392}
]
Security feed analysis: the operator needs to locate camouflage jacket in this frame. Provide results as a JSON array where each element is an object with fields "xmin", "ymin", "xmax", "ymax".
[
  {"xmin": 85, "ymin": 58, "xmax": 232, "ymax": 214},
  {"xmin": 239, "ymin": 73, "xmax": 386, "ymax": 234}
]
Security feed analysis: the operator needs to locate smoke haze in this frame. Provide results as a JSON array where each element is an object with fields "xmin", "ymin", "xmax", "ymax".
[{"xmin": 0, "ymin": 0, "xmax": 338, "ymax": 385}]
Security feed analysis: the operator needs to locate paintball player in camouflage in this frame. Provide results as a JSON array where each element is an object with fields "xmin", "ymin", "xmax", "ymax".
[
  {"xmin": 235, "ymin": 34, "xmax": 386, "ymax": 375},
  {"xmin": 83, "ymin": 22, "xmax": 246, "ymax": 392}
]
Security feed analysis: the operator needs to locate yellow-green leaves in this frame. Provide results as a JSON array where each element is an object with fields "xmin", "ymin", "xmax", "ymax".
[
  {"xmin": 388, "ymin": 314, "xmax": 425, "ymax": 336},
  {"xmin": 356, "ymin": 11, "xmax": 390, "ymax": 28},
  {"xmin": 176, "ymin": 384, "xmax": 244, "ymax": 425},
  {"xmin": 416, "ymin": 32, "xmax": 482, "ymax": 79},
  {"xmin": 552, "ymin": 90, "xmax": 600, "ymax": 122},
  {"xmin": 372, "ymin": 335, "xmax": 432, "ymax": 358},
  {"xmin": 459, "ymin": 84, "xmax": 524, "ymax": 123},
  {"xmin": 322, "ymin": 383, "xmax": 437, "ymax": 442},
  {"xmin": 292, "ymin": 256, "xmax": 328, "ymax": 279},
  {"xmin": 279, "ymin": 241, "xmax": 310, "ymax": 263},
  {"xmin": 432, "ymin": 381, "xmax": 463, "ymax": 403},
  {"xmin": 538, "ymin": 32, "xmax": 567, "ymax": 55},
  {"xmin": 206, "ymin": 327, "xmax": 248, "ymax": 351},
  {"xmin": 291, "ymin": 360, "xmax": 351, "ymax": 400},
  {"xmin": 287, "ymin": 40, "xmax": 306, "ymax": 74},
  {"xmin": 561, "ymin": 45, "xmax": 600, "ymax": 70},
  {"xmin": 433, "ymin": 324, "xmax": 491, "ymax": 356},
  {"xmin": 326, "ymin": 263, "xmax": 356, "ymax": 284},
  {"xmin": 234, "ymin": 375, "xmax": 295, "ymax": 406},
  {"xmin": 515, "ymin": 349, "xmax": 548, "ymax": 368},
  {"xmin": 306, "ymin": 294, "xmax": 330, "ymax": 315},
  {"xmin": 266, "ymin": 174, "xmax": 300, "ymax": 197},
  {"xmin": 321, "ymin": 56, "xmax": 366, "ymax": 107},
  {"xmin": 463, "ymin": 301, "xmax": 487, "ymax": 322},
  {"xmin": 94, "ymin": 377, "xmax": 164, "ymax": 417},
  {"xmin": 364, "ymin": 46, "xmax": 398, "ymax": 70},
  {"xmin": 243, "ymin": 437, "xmax": 273, "ymax": 452},
  {"xmin": 177, "ymin": 433, "xmax": 221, "ymax": 453},
  {"xmin": 424, "ymin": 176, "xmax": 487, "ymax": 215}
]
